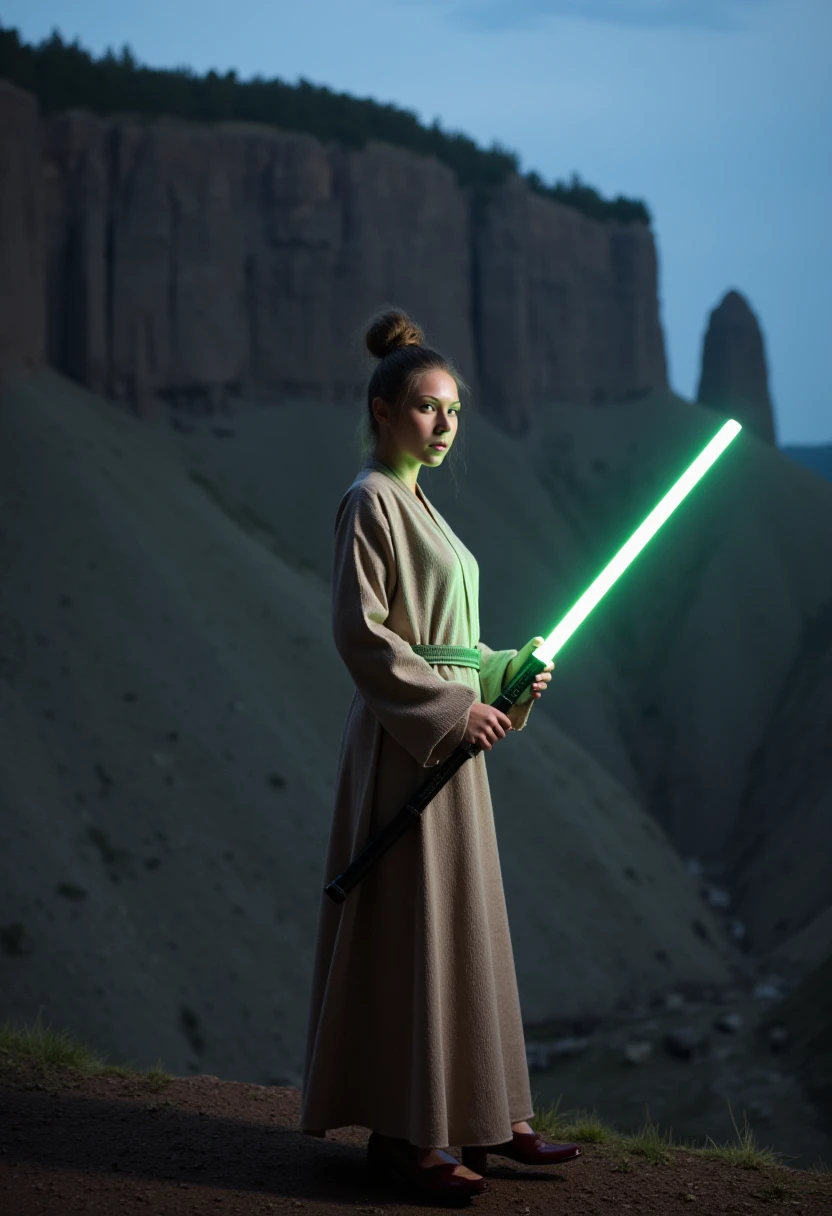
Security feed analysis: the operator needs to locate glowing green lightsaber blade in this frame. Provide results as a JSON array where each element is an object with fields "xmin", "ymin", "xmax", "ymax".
[
  {"xmin": 531, "ymin": 417, "xmax": 743, "ymax": 666},
  {"xmin": 324, "ymin": 416, "xmax": 742, "ymax": 904}
]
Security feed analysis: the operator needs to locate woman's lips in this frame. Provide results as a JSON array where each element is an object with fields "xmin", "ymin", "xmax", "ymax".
[{"xmin": 429, "ymin": 442, "xmax": 447, "ymax": 450}]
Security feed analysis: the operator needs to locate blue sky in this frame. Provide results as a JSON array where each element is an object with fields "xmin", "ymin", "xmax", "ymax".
[{"xmin": 4, "ymin": 0, "xmax": 830, "ymax": 443}]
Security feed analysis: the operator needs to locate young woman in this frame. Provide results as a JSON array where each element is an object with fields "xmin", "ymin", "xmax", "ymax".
[{"xmin": 300, "ymin": 309, "xmax": 580, "ymax": 1201}]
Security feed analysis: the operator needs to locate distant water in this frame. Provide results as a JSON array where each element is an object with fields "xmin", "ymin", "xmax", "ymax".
[{"xmin": 781, "ymin": 444, "xmax": 832, "ymax": 483}]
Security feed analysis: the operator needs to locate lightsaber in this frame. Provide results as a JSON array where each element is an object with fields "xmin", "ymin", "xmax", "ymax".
[
  {"xmin": 531, "ymin": 417, "xmax": 742, "ymax": 665},
  {"xmin": 325, "ymin": 418, "xmax": 742, "ymax": 904}
]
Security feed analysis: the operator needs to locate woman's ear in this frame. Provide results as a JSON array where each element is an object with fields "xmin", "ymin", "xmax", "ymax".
[{"xmin": 372, "ymin": 395, "xmax": 390, "ymax": 428}]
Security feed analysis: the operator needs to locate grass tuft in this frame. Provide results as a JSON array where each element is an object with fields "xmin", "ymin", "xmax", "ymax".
[
  {"xmin": 621, "ymin": 1109, "xmax": 676, "ymax": 1165},
  {"xmin": 692, "ymin": 1103, "xmax": 779, "ymax": 1170},
  {"xmin": 0, "ymin": 1011, "xmax": 171, "ymax": 1086},
  {"xmin": 143, "ymin": 1061, "xmax": 175, "ymax": 1090},
  {"xmin": 610, "ymin": 1147, "xmax": 634, "ymax": 1173},
  {"xmin": 533, "ymin": 1096, "xmax": 791, "ymax": 1173},
  {"xmin": 533, "ymin": 1096, "xmax": 614, "ymax": 1143},
  {"xmin": 0, "ymin": 1010, "xmax": 108, "ymax": 1073}
]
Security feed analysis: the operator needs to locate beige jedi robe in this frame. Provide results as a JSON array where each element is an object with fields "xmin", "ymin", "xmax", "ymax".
[{"xmin": 300, "ymin": 456, "xmax": 537, "ymax": 1148}]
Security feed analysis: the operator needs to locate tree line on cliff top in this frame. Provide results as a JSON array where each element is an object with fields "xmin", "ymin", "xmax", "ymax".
[{"xmin": 0, "ymin": 23, "xmax": 650, "ymax": 226}]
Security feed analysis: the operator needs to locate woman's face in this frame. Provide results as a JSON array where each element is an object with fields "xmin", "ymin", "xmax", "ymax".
[{"xmin": 374, "ymin": 368, "xmax": 460, "ymax": 469}]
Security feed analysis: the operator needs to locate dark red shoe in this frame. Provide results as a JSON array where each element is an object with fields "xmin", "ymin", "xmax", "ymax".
[
  {"xmin": 368, "ymin": 1131, "xmax": 487, "ymax": 1203},
  {"xmin": 461, "ymin": 1129, "xmax": 581, "ymax": 1174}
]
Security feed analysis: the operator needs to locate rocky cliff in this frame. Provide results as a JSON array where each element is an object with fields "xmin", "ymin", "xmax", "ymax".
[
  {"xmin": 0, "ymin": 82, "xmax": 44, "ymax": 379},
  {"xmin": 1, "ymin": 82, "xmax": 667, "ymax": 425},
  {"xmin": 473, "ymin": 176, "xmax": 667, "ymax": 431}
]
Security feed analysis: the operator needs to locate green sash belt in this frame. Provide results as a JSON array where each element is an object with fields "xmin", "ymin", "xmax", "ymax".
[{"xmin": 411, "ymin": 643, "xmax": 481, "ymax": 671}]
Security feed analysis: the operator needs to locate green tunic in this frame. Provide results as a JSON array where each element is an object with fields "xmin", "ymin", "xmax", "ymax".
[{"xmin": 300, "ymin": 456, "xmax": 536, "ymax": 1148}]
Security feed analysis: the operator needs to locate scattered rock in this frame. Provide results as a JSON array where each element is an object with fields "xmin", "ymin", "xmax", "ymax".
[
  {"xmin": 715, "ymin": 1011, "xmax": 743, "ymax": 1034},
  {"xmin": 624, "ymin": 1040, "xmax": 653, "ymax": 1065},
  {"xmin": 705, "ymin": 884, "xmax": 731, "ymax": 910},
  {"xmin": 55, "ymin": 881, "xmax": 88, "ymax": 901},
  {"xmin": 753, "ymin": 979, "xmax": 784, "ymax": 1001},
  {"xmin": 665, "ymin": 1026, "xmax": 708, "ymax": 1060},
  {"xmin": 526, "ymin": 1036, "xmax": 591, "ymax": 1071},
  {"xmin": 0, "ymin": 921, "xmax": 35, "ymax": 956},
  {"xmin": 768, "ymin": 1024, "xmax": 789, "ymax": 1053},
  {"xmin": 712, "ymin": 1044, "xmax": 735, "ymax": 1063}
]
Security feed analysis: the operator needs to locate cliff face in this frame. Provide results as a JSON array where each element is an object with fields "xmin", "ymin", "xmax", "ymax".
[
  {"xmin": 43, "ymin": 114, "xmax": 476, "ymax": 416},
  {"xmin": 17, "ymin": 90, "xmax": 665, "ymax": 424},
  {"xmin": 473, "ymin": 177, "xmax": 667, "ymax": 432},
  {"xmin": 0, "ymin": 82, "xmax": 44, "ymax": 379}
]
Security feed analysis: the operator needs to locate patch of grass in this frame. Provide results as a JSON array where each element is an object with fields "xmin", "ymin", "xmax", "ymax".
[
  {"xmin": 143, "ymin": 1061, "xmax": 175, "ymax": 1090},
  {"xmin": 692, "ymin": 1103, "xmax": 779, "ymax": 1170},
  {"xmin": 534, "ymin": 1097, "xmax": 675, "ymax": 1164},
  {"xmin": 609, "ymin": 1148, "xmax": 634, "ymax": 1173},
  {"xmin": 621, "ymin": 1111, "xmax": 676, "ymax": 1165},
  {"xmin": 0, "ymin": 1011, "xmax": 172, "ymax": 1087},
  {"xmin": 533, "ymin": 1096, "xmax": 614, "ymax": 1143},
  {"xmin": 532, "ymin": 1097, "xmax": 792, "ymax": 1173},
  {"xmin": 0, "ymin": 1010, "xmax": 107, "ymax": 1073},
  {"xmin": 753, "ymin": 1180, "xmax": 795, "ymax": 1203}
]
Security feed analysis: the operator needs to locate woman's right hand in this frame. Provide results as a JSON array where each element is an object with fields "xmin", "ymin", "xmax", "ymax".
[{"xmin": 463, "ymin": 702, "xmax": 514, "ymax": 751}]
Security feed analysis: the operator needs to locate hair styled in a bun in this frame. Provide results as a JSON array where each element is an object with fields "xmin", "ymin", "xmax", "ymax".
[
  {"xmin": 362, "ymin": 306, "xmax": 468, "ymax": 449},
  {"xmin": 365, "ymin": 310, "xmax": 425, "ymax": 360}
]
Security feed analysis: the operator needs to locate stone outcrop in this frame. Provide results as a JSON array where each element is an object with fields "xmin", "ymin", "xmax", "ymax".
[
  {"xmin": 0, "ymin": 82, "xmax": 44, "ymax": 379},
  {"xmin": 31, "ymin": 97, "xmax": 667, "ymax": 426},
  {"xmin": 696, "ymin": 289, "xmax": 776, "ymax": 443}
]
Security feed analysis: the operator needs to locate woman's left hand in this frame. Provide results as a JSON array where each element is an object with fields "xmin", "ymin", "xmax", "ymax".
[{"xmin": 506, "ymin": 636, "xmax": 555, "ymax": 706}]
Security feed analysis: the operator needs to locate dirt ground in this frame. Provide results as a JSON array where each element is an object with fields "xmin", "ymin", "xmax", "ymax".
[{"xmin": 2, "ymin": 1064, "xmax": 831, "ymax": 1215}]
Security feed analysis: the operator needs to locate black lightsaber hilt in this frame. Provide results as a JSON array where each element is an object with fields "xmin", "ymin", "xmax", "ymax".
[{"xmin": 324, "ymin": 652, "xmax": 547, "ymax": 904}]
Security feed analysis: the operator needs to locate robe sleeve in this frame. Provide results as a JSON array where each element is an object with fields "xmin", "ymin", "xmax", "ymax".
[
  {"xmin": 332, "ymin": 487, "xmax": 477, "ymax": 768},
  {"xmin": 476, "ymin": 641, "xmax": 535, "ymax": 733}
]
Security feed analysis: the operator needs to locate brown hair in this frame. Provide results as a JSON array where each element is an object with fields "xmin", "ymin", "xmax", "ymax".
[{"xmin": 360, "ymin": 307, "xmax": 469, "ymax": 453}]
